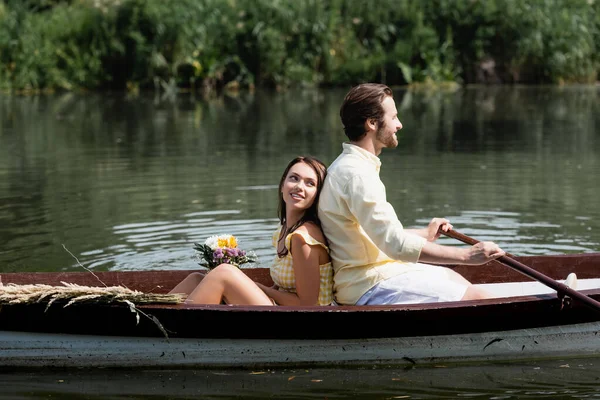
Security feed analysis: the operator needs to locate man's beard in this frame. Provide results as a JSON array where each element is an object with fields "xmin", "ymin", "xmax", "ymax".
[{"xmin": 375, "ymin": 121, "xmax": 398, "ymax": 149}]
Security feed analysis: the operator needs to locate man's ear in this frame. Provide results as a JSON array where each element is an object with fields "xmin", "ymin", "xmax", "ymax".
[{"xmin": 365, "ymin": 118, "xmax": 377, "ymax": 132}]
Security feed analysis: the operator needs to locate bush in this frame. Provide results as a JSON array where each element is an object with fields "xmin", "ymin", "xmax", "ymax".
[{"xmin": 0, "ymin": 0, "xmax": 597, "ymax": 92}]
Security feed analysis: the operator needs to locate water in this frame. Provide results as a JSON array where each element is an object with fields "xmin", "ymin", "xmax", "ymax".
[
  {"xmin": 3, "ymin": 359, "xmax": 600, "ymax": 399},
  {"xmin": 1, "ymin": 86, "xmax": 598, "ymax": 273},
  {"xmin": 1, "ymin": 85, "xmax": 600, "ymax": 397}
]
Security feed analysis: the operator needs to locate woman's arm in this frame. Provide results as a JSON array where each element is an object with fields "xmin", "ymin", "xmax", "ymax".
[{"xmin": 259, "ymin": 232, "xmax": 322, "ymax": 306}]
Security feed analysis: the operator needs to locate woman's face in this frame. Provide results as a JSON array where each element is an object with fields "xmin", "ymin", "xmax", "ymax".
[{"xmin": 281, "ymin": 162, "xmax": 319, "ymax": 212}]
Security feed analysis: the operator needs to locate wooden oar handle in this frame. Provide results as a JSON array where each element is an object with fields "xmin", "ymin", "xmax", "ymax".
[
  {"xmin": 442, "ymin": 229, "xmax": 516, "ymax": 258},
  {"xmin": 441, "ymin": 229, "xmax": 600, "ymax": 314}
]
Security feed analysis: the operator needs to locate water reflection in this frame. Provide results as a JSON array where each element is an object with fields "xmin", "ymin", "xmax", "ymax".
[
  {"xmin": 0, "ymin": 86, "xmax": 598, "ymax": 272},
  {"xmin": 3, "ymin": 358, "xmax": 600, "ymax": 399},
  {"xmin": 98, "ymin": 211, "xmax": 279, "ymax": 271}
]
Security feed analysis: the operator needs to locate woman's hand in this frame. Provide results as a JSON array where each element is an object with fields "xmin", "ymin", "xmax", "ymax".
[{"xmin": 256, "ymin": 282, "xmax": 278, "ymax": 292}]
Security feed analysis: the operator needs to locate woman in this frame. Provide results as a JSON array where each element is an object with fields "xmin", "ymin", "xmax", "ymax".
[{"xmin": 169, "ymin": 156, "xmax": 333, "ymax": 306}]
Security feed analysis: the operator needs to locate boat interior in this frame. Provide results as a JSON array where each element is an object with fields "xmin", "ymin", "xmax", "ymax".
[
  {"xmin": 481, "ymin": 278, "xmax": 600, "ymax": 298},
  {"xmin": 2, "ymin": 253, "xmax": 600, "ymax": 304}
]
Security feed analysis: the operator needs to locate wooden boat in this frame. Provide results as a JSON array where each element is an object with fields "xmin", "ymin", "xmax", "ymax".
[{"xmin": 2, "ymin": 252, "xmax": 600, "ymax": 369}]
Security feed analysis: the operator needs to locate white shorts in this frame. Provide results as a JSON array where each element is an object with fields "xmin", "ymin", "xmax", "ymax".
[{"xmin": 355, "ymin": 264, "xmax": 469, "ymax": 305}]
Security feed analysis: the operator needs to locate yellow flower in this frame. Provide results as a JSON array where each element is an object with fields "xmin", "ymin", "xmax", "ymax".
[
  {"xmin": 217, "ymin": 235, "xmax": 238, "ymax": 249},
  {"xmin": 228, "ymin": 236, "xmax": 238, "ymax": 248},
  {"xmin": 196, "ymin": 234, "xmax": 257, "ymax": 270}
]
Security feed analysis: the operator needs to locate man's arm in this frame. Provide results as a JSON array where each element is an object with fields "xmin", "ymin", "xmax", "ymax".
[
  {"xmin": 405, "ymin": 218, "xmax": 453, "ymax": 241},
  {"xmin": 346, "ymin": 175, "xmax": 504, "ymax": 266},
  {"xmin": 417, "ymin": 240, "xmax": 505, "ymax": 265},
  {"xmin": 345, "ymin": 174, "xmax": 426, "ymax": 264}
]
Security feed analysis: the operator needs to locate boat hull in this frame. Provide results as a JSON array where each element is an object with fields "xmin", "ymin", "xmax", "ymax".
[
  {"xmin": 2, "ymin": 253, "xmax": 600, "ymax": 368},
  {"xmin": 2, "ymin": 321, "xmax": 600, "ymax": 368}
]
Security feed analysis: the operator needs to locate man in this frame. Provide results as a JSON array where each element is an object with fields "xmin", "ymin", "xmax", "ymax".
[{"xmin": 317, "ymin": 83, "xmax": 506, "ymax": 306}]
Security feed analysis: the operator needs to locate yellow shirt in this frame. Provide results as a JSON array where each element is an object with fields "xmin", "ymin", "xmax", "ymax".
[
  {"xmin": 269, "ymin": 227, "xmax": 334, "ymax": 306},
  {"xmin": 317, "ymin": 143, "xmax": 427, "ymax": 305}
]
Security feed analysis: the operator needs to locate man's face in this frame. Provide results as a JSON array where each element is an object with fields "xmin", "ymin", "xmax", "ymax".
[{"xmin": 375, "ymin": 96, "xmax": 403, "ymax": 150}]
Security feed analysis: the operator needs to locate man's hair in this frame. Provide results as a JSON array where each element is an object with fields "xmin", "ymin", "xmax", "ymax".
[{"xmin": 339, "ymin": 83, "xmax": 393, "ymax": 141}]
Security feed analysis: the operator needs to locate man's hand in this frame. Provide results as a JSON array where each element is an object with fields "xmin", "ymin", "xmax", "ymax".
[
  {"xmin": 463, "ymin": 242, "xmax": 506, "ymax": 265},
  {"xmin": 427, "ymin": 218, "xmax": 453, "ymax": 242}
]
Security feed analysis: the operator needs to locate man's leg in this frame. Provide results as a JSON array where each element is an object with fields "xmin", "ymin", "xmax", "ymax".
[{"xmin": 444, "ymin": 268, "xmax": 495, "ymax": 300}]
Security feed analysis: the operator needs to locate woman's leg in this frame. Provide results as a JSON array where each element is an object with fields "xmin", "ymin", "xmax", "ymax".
[
  {"xmin": 186, "ymin": 264, "xmax": 273, "ymax": 305},
  {"xmin": 168, "ymin": 272, "xmax": 206, "ymax": 295}
]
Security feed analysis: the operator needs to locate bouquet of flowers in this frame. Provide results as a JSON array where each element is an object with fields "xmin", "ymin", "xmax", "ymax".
[{"xmin": 193, "ymin": 234, "xmax": 257, "ymax": 270}]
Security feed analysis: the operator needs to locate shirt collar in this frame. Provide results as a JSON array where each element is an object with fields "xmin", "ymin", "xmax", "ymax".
[{"xmin": 342, "ymin": 142, "xmax": 381, "ymax": 172}]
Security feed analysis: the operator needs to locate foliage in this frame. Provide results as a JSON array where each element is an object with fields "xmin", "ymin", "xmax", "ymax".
[
  {"xmin": 0, "ymin": 0, "xmax": 597, "ymax": 91},
  {"xmin": 423, "ymin": 0, "xmax": 598, "ymax": 83}
]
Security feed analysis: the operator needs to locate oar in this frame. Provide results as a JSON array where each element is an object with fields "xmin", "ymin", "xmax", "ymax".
[{"xmin": 441, "ymin": 229, "xmax": 600, "ymax": 313}]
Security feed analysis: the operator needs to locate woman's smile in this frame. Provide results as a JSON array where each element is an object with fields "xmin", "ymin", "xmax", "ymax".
[{"xmin": 282, "ymin": 163, "xmax": 318, "ymax": 210}]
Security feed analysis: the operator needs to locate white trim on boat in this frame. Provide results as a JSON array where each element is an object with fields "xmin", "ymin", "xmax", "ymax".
[{"xmin": 481, "ymin": 278, "xmax": 600, "ymax": 298}]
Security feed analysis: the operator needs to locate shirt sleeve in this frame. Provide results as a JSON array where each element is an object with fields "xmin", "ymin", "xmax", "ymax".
[{"xmin": 345, "ymin": 173, "xmax": 426, "ymax": 263}]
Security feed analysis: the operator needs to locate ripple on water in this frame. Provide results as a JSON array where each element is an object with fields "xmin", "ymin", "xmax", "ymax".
[
  {"xmin": 74, "ymin": 207, "xmax": 599, "ymax": 271},
  {"xmin": 80, "ymin": 212, "xmax": 279, "ymax": 271},
  {"xmin": 4, "ymin": 358, "xmax": 600, "ymax": 399},
  {"xmin": 417, "ymin": 210, "xmax": 598, "ymax": 255}
]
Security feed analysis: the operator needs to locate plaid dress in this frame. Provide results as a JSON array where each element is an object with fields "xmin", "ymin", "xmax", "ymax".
[{"xmin": 270, "ymin": 226, "xmax": 334, "ymax": 306}]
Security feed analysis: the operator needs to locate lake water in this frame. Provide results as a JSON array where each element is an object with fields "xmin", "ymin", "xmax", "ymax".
[
  {"xmin": 1, "ymin": 85, "xmax": 599, "ymax": 273},
  {"xmin": 3, "ymin": 359, "xmax": 600, "ymax": 399},
  {"xmin": 1, "ymin": 85, "xmax": 600, "ymax": 397}
]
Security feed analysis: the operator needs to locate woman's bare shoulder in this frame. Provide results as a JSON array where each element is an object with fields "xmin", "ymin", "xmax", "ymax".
[{"xmin": 295, "ymin": 222, "xmax": 327, "ymax": 244}]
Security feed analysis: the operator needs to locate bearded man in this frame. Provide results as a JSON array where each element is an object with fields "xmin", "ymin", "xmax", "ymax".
[{"xmin": 318, "ymin": 83, "xmax": 505, "ymax": 305}]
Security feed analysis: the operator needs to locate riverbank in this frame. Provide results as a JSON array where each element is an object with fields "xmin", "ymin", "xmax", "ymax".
[{"xmin": 0, "ymin": 0, "xmax": 598, "ymax": 93}]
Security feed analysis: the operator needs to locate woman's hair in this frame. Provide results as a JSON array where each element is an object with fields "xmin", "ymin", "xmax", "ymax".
[
  {"xmin": 277, "ymin": 156, "xmax": 327, "ymax": 257},
  {"xmin": 339, "ymin": 83, "xmax": 393, "ymax": 141}
]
